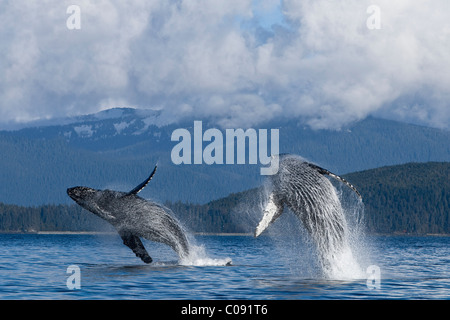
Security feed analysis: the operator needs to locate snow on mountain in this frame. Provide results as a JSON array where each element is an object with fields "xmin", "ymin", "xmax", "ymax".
[
  {"xmin": 6, "ymin": 108, "xmax": 172, "ymax": 146},
  {"xmin": 3, "ymin": 107, "xmax": 164, "ymax": 135}
]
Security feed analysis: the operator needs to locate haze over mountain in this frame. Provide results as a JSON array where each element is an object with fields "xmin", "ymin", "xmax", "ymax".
[{"xmin": 0, "ymin": 108, "xmax": 448, "ymax": 206}]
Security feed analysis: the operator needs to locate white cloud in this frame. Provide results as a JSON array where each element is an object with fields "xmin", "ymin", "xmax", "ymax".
[{"xmin": 0, "ymin": 0, "xmax": 449, "ymax": 129}]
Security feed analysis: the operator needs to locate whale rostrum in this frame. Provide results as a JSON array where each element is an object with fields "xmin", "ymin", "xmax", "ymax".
[{"xmin": 67, "ymin": 165, "xmax": 190, "ymax": 263}]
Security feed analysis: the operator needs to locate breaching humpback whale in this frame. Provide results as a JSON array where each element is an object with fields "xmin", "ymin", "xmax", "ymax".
[
  {"xmin": 255, "ymin": 155, "xmax": 362, "ymax": 274},
  {"xmin": 67, "ymin": 166, "xmax": 190, "ymax": 263}
]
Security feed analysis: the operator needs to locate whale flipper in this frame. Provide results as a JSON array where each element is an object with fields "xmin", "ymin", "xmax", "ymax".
[
  {"xmin": 128, "ymin": 165, "xmax": 157, "ymax": 195},
  {"xmin": 119, "ymin": 230, "xmax": 153, "ymax": 263},
  {"xmin": 306, "ymin": 162, "xmax": 362, "ymax": 199},
  {"xmin": 255, "ymin": 193, "xmax": 284, "ymax": 237}
]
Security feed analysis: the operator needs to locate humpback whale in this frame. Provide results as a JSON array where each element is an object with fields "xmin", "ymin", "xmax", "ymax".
[
  {"xmin": 67, "ymin": 166, "xmax": 190, "ymax": 263},
  {"xmin": 254, "ymin": 155, "xmax": 362, "ymax": 275}
]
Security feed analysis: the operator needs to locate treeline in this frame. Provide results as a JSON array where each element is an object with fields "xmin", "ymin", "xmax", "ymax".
[
  {"xmin": 0, "ymin": 162, "xmax": 448, "ymax": 235},
  {"xmin": 169, "ymin": 162, "xmax": 450, "ymax": 235},
  {"xmin": 166, "ymin": 188, "xmax": 260, "ymax": 233},
  {"xmin": 0, "ymin": 193, "xmax": 253, "ymax": 234},
  {"xmin": 0, "ymin": 203, "xmax": 109, "ymax": 233}
]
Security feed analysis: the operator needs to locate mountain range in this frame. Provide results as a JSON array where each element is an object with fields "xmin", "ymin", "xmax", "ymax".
[{"xmin": 0, "ymin": 108, "xmax": 449, "ymax": 206}]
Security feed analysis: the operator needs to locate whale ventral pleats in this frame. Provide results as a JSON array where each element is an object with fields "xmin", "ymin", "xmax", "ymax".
[{"xmin": 67, "ymin": 164, "xmax": 191, "ymax": 264}]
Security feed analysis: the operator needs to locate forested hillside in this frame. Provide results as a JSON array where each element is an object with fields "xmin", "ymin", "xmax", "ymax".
[
  {"xmin": 343, "ymin": 162, "xmax": 449, "ymax": 234},
  {"xmin": 167, "ymin": 162, "xmax": 449, "ymax": 234},
  {"xmin": 1, "ymin": 113, "xmax": 449, "ymax": 206},
  {"xmin": 0, "ymin": 203, "xmax": 109, "ymax": 233},
  {"xmin": 0, "ymin": 162, "xmax": 448, "ymax": 235}
]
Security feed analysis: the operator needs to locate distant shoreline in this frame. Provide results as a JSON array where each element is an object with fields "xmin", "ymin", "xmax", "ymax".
[
  {"xmin": 0, "ymin": 231, "xmax": 448, "ymax": 237},
  {"xmin": 41, "ymin": 231, "xmax": 254, "ymax": 236},
  {"xmin": 37, "ymin": 231, "xmax": 115, "ymax": 235}
]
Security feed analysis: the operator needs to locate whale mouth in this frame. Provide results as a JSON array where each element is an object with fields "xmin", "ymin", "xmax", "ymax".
[{"xmin": 67, "ymin": 187, "xmax": 77, "ymax": 199}]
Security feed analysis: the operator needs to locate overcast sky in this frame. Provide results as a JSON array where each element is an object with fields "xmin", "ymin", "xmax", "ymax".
[{"xmin": 1, "ymin": 0, "xmax": 449, "ymax": 130}]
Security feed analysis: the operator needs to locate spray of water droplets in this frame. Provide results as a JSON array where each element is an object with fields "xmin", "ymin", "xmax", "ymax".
[{"xmin": 235, "ymin": 155, "xmax": 369, "ymax": 280}]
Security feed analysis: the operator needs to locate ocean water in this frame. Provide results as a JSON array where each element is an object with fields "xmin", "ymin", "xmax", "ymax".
[{"xmin": 0, "ymin": 233, "xmax": 448, "ymax": 300}]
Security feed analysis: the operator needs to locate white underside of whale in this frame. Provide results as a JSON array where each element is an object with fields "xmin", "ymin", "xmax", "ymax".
[{"xmin": 255, "ymin": 193, "xmax": 283, "ymax": 237}]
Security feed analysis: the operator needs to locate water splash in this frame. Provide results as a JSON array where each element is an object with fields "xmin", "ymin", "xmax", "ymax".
[
  {"xmin": 180, "ymin": 243, "xmax": 232, "ymax": 266},
  {"xmin": 173, "ymin": 225, "xmax": 232, "ymax": 266},
  {"xmin": 300, "ymin": 182, "xmax": 365, "ymax": 280},
  {"xmin": 270, "ymin": 186, "xmax": 366, "ymax": 279}
]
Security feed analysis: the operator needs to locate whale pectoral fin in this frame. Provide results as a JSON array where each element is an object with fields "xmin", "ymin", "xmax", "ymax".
[
  {"xmin": 255, "ymin": 193, "xmax": 284, "ymax": 237},
  {"xmin": 306, "ymin": 162, "xmax": 362, "ymax": 199},
  {"xmin": 119, "ymin": 231, "xmax": 153, "ymax": 264},
  {"xmin": 128, "ymin": 165, "xmax": 157, "ymax": 195}
]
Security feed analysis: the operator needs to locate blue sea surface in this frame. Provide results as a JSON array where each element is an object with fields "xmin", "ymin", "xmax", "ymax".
[{"xmin": 0, "ymin": 233, "xmax": 448, "ymax": 300}]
